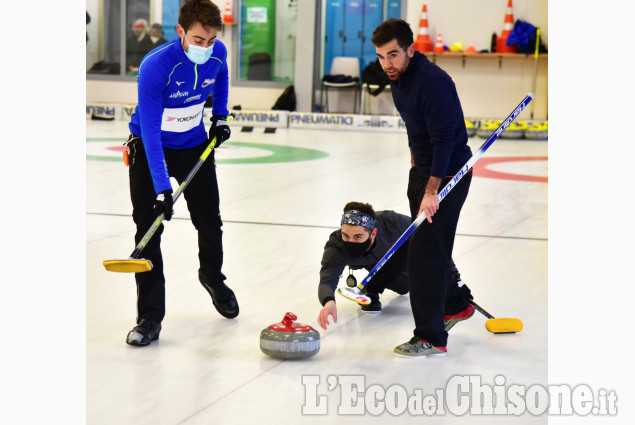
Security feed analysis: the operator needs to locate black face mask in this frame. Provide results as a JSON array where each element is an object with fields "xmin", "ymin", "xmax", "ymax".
[{"xmin": 342, "ymin": 237, "xmax": 372, "ymax": 257}]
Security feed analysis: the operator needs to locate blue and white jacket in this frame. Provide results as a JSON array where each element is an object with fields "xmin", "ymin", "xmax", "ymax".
[{"xmin": 129, "ymin": 37, "xmax": 229, "ymax": 194}]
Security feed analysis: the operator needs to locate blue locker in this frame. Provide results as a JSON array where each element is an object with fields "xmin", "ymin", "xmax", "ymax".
[
  {"xmin": 323, "ymin": 1, "xmax": 402, "ymax": 77},
  {"xmin": 324, "ymin": 0, "xmax": 345, "ymax": 76},
  {"xmin": 385, "ymin": 0, "xmax": 401, "ymax": 19},
  {"xmin": 361, "ymin": 0, "xmax": 383, "ymax": 70},
  {"xmin": 343, "ymin": 0, "xmax": 363, "ymax": 69}
]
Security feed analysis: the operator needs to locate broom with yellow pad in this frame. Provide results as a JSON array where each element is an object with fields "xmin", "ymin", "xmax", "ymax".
[
  {"xmin": 470, "ymin": 300, "xmax": 523, "ymax": 334},
  {"xmin": 103, "ymin": 118, "xmax": 230, "ymax": 273}
]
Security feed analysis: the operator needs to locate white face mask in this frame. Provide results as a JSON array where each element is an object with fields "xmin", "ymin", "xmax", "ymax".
[
  {"xmin": 183, "ymin": 34, "xmax": 214, "ymax": 65},
  {"xmin": 150, "ymin": 36, "xmax": 160, "ymax": 44}
]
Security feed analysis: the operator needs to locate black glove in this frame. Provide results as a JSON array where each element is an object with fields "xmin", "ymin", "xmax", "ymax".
[
  {"xmin": 459, "ymin": 283, "xmax": 474, "ymax": 301},
  {"xmin": 153, "ymin": 190, "xmax": 174, "ymax": 221},
  {"xmin": 209, "ymin": 115, "xmax": 231, "ymax": 148}
]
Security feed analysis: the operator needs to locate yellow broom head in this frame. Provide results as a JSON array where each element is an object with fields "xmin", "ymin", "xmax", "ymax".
[
  {"xmin": 103, "ymin": 259, "xmax": 153, "ymax": 273},
  {"xmin": 485, "ymin": 318, "xmax": 523, "ymax": 334}
]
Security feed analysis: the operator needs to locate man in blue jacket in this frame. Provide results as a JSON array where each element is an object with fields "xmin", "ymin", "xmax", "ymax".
[
  {"xmin": 371, "ymin": 19, "xmax": 475, "ymax": 356},
  {"xmin": 125, "ymin": 0, "xmax": 237, "ymax": 347}
]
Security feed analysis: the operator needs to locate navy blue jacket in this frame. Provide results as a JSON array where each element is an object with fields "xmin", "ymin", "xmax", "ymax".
[{"xmin": 389, "ymin": 51, "xmax": 472, "ymax": 178}]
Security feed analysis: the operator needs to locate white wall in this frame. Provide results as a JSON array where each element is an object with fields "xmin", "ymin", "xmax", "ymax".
[{"xmin": 86, "ymin": 0, "xmax": 548, "ymax": 119}]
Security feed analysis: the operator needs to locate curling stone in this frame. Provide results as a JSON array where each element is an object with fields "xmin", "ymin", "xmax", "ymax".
[
  {"xmin": 476, "ymin": 120, "xmax": 502, "ymax": 138},
  {"xmin": 500, "ymin": 120, "xmax": 528, "ymax": 139},
  {"xmin": 260, "ymin": 312, "xmax": 320, "ymax": 360},
  {"xmin": 524, "ymin": 121, "xmax": 548, "ymax": 140}
]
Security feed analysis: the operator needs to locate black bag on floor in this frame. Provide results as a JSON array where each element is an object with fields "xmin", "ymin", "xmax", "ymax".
[
  {"xmin": 361, "ymin": 59, "xmax": 389, "ymax": 96},
  {"xmin": 272, "ymin": 85, "xmax": 296, "ymax": 111}
]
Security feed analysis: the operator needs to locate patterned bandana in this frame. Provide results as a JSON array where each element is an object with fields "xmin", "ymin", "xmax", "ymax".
[{"xmin": 341, "ymin": 210, "xmax": 375, "ymax": 231}]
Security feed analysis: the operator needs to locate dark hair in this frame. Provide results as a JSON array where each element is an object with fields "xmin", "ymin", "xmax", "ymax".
[
  {"xmin": 371, "ymin": 18, "xmax": 413, "ymax": 50},
  {"xmin": 179, "ymin": 0, "xmax": 222, "ymax": 32},
  {"xmin": 343, "ymin": 202, "xmax": 376, "ymax": 219}
]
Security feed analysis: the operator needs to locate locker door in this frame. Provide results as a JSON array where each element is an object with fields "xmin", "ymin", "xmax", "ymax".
[
  {"xmin": 342, "ymin": 0, "xmax": 363, "ymax": 76},
  {"xmin": 385, "ymin": 0, "xmax": 401, "ymax": 19},
  {"xmin": 361, "ymin": 0, "xmax": 383, "ymax": 70},
  {"xmin": 324, "ymin": 0, "xmax": 345, "ymax": 76}
]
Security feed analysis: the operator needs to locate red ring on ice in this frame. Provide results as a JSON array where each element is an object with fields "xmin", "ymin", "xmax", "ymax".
[{"xmin": 472, "ymin": 156, "xmax": 548, "ymax": 183}]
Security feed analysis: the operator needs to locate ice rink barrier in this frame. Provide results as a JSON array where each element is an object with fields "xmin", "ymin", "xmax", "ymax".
[{"xmin": 289, "ymin": 112, "xmax": 406, "ymax": 132}]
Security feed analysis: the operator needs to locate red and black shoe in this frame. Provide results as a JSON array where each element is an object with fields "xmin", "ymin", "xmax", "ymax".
[{"xmin": 444, "ymin": 304, "xmax": 475, "ymax": 332}]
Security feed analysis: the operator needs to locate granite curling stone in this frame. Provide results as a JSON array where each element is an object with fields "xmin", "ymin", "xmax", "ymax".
[
  {"xmin": 500, "ymin": 120, "xmax": 528, "ymax": 139},
  {"xmin": 476, "ymin": 120, "xmax": 502, "ymax": 138},
  {"xmin": 260, "ymin": 312, "xmax": 320, "ymax": 360},
  {"xmin": 524, "ymin": 121, "xmax": 548, "ymax": 140}
]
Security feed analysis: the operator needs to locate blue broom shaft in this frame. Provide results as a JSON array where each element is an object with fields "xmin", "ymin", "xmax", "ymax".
[{"xmin": 358, "ymin": 92, "xmax": 535, "ymax": 289}]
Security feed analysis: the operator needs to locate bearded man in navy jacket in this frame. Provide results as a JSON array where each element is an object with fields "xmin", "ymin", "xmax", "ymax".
[{"xmin": 372, "ymin": 19, "xmax": 475, "ymax": 357}]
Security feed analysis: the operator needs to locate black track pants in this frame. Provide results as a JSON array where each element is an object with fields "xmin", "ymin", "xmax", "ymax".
[
  {"xmin": 406, "ymin": 167, "xmax": 471, "ymax": 347},
  {"xmin": 128, "ymin": 137, "xmax": 225, "ymax": 323}
]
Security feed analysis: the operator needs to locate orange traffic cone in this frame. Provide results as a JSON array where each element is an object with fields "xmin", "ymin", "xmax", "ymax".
[
  {"xmin": 413, "ymin": 4, "xmax": 433, "ymax": 53},
  {"xmin": 223, "ymin": 1, "xmax": 234, "ymax": 24},
  {"xmin": 496, "ymin": 0, "xmax": 517, "ymax": 53},
  {"xmin": 433, "ymin": 33, "xmax": 444, "ymax": 53}
]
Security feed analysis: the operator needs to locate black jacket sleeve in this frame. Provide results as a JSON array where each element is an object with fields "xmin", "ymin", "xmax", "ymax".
[{"xmin": 318, "ymin": 231, "xmax": 348, "ymax": 306}]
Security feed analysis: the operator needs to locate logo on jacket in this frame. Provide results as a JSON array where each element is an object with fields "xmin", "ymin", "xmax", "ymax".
[
  {"xmin": 166, "ymin": 110, "xmax": 201, "ymax": 123},
  {"xmin": 169, "ymin": 90, "xmax": 189, "ymax": 99},
  {"xmin": 202, "ymin": 78, "xmax": 215, "ymax": 88},
  {"xmin": 176, "ymin": 81, "xmax": 185, "ymax": 86},
  {"xmin": 185, "ymin": 94, "xmax": 202, "ymax": 104}
]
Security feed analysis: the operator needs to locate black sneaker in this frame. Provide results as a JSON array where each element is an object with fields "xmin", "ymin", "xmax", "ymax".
[
  {"xmin": 360, "ymin": 293, "xmax": 381, "ymax": 314},
  {"xmin": 202, "ymin": 281, "xmax": 239, "ymax": 319},
  {"xmin": 126, "ymin": 317, "xmax": 161, "ymax": 347}
]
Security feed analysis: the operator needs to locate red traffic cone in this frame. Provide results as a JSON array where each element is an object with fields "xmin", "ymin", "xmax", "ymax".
[
  {"xmin": 433, "ymin": 33, "xmax": 444, "ymax": 53},
  {"xmin": 414, "ymin": 4, "xmax": 433, "ymax": 53},
  {"xmin": 223, "ymin": 1, "xmax": 234, "ymax": 24},
  {"xmin": 496, "ymin": 0, "xmax": 517, "ymax": 53}
]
